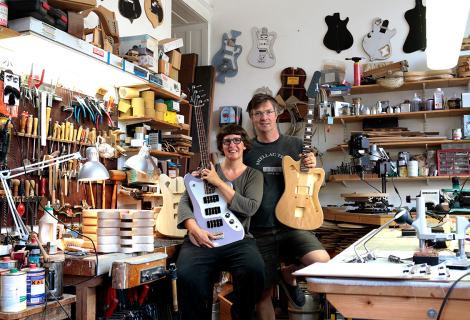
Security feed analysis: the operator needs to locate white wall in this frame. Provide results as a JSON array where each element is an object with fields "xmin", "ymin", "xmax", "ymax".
[{"xmin": 208, "ymin": 0, "xmax": 470, "ymax": 209}]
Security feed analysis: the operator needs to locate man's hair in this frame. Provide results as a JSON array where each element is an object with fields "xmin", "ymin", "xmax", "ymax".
[
  {"xmin": 216, "ymin": 124, "xmax": 253, "ymax": 156},
  {"xmin": 246, "ymin": 93, "xmax": 279, "ymax": 117}
]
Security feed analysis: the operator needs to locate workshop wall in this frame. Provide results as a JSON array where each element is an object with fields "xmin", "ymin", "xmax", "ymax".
[{"xmin": 208, "ymin": 0, "xmax": 470, "ymax": 208}]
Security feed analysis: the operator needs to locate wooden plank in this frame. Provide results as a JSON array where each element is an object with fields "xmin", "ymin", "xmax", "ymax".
[
  {"xmin": 118, "ymin": 116, "xmax": 189, "ymax": 131},
  {"xmin": 0, "ymin": 294, "xmax": 75, "ymax": 320},
  {"xmin": 63, "ymin": 275, "xmax": 103, "ymax": 320},
  {"xmin": 326, "ymin": 294, "xmax": 470, "ymax": 320},
  {"xmin": 327, "ymin": 139, "xmax": 470, "ymax": 152},
  {"xmin": 324, "ymin": 212, "xmax": 393, "ymax": 226},
  {"xmin": 47, "ymin": 0, "xmax": 96, "ymax": 12},
  {"xmin": 0, "ymin": 27, "xmax": 20, "ymax": 40},
  {"xmin": 179, "ymin": 53, "xmax": 198, "ymax": 100}
]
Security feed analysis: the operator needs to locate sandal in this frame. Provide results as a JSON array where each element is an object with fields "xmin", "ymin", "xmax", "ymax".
[{"xmin": 277, "ymin": 267, "xmax": 305, "ymax": 309}]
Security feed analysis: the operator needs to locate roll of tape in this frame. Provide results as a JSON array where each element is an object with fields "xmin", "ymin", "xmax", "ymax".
[
  {"xmin": 134, "ymin": 133, "xmax": 145, "ymax": 140},
  {"xmin": 97, "ymin": 236, "xmax": 120, "ymax": 244},
  {"xmin": 155, "ymin": 111, "xmax": 165, "ymax": 120},
  {"xmin": 120, "ymin": 246, "xmax": 134, "ymax": 253},
  {"xmin": 82, "ymin": 210, "xmax": 99, "ymax": 218},
  {"xmin": 118, "ymin": 99, "xmax": 132, "ymax": 113},
  {"xmin": 145, "ymin": 108, "xmax": 156, "ymax": 118},
  {"xmin": 133, "ymin": 243, "xmax": 154, "ymax": 252},
  {"xmin": 83, "ymin": 218, "xmax": 97, "ymax": 226},
  {"xmin": 120, "ymin": 222, "xmax": 134, "ymax": 229},
  {"xmin": 83, "ymin": 233, "xmax": 97, "ymax": 241},
  {"xmin": 119, "ymin": 87, "xmax": 140, "ymax": 99},
  {"xmin": 155, "ymin": 103, "xmax": 167, "ymax": 112},
  {"xmin": 142, "ymin": 91, "xmax": 155, "ymax": 101},
  {"xmin": 120, "ymin": 239, "xmax": 133, "ymax": 245}
]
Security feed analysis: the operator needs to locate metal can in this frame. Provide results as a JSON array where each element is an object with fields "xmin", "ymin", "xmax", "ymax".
[
  {"xmin": 24, "ymin": 265, "xmax": 45, "ymax": 306},
  {"xmin": 0, "ymin": 0, "xmax": 7, "ymax": 28},
  {"xmin": 453, "ymin": 128, "xmax": 462, "ymax": 140},
  {"xmin": 1, "ymin": 269, "xmax": 26, "ymax": 312},
  {"xmin": 0, "ymin": 258, "xmax": 18, "ymax": 270}
]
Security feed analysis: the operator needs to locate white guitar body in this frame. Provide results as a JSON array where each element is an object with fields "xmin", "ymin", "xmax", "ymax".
[
  {"xmin": 184, "ymin": 174, "xmax": 244, "ymax": 247},
  {"xmin": 363, "ymin": 18, "xmax": 396, "ymax": 61},
  {"xmin": 156, "ymin": 174, "xmax": 187, "ymax": 238},
  {"xmin": 248, "ymin": 27, "xmax": 277, "ymax": 68}
]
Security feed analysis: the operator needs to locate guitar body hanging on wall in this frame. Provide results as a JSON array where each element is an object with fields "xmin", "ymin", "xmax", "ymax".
[
  {"xmin": 145, "ymin": 0, "xmax": 164, "ymax": 28},
  {"xmin": 363, "ymin": 18, "xmax": 396, "ymax": 61},
  {"xmin": 211, "ymin": 30, "xmax": 243, "ymax": 84},
  {"xmin": 403, "ymin": 0, "xmax": 426, "ymax": 53},
  {"xmin": 323, "ymin": 12, "xmax": 354, "ymax": 53},
  {"xmin": 276, "ymin": 68, "xmax": 307, "ymax": 102},
  {"xmin": 119, "ymin": 0, "xmax": 142, "ymax": 24},
  {"xmin": 248, "ymin": 27, "xmax": 277, "ymax": 68}
]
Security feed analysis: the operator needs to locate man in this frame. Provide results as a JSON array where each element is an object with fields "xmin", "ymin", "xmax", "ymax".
[{"xmin": 243, "ymin": 93, "xmax": 330, "ymax": 320}]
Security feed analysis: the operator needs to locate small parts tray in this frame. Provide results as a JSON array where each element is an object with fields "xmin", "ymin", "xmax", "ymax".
[{"xmin": 437, "ymin": 149, "xmax": 470, "ymax": 176}]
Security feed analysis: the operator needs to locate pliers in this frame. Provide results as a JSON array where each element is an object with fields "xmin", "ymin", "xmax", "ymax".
[
  {"xmin": 75, "ymin": 96, "xmax": 95, "ymax": 122},
  {"xmin": 72, "ymin": 99, "xmax": 86, "ymax": 124}
]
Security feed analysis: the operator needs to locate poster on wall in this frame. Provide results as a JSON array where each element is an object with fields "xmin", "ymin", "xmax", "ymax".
[
  {"xmin": 323, "ymin": 13, "xmax": 353, "ymax": 53},
  {"xmin": 119, "ymin": 0, "xmax": 142, "ymax": 23},
  {"xmin": 363, "ymin": 18, "xmax": 396, "ymax": 61},
  {"xmin": 145, "ymin": 0, "xmax": 164, "ymax": 28},
  {"xmin": 248, "ymin": 27, "xmax": 277, "ymax": 68},
  {"xmin": 211, "ymin": 30, "xmax": 243, "ymax": 84}
]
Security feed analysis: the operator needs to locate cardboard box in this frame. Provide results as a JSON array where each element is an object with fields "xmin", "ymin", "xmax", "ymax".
[
  {"xmin": 165, "ymin": 100, "xmax": 180, "ymax": 112},
  {"xmin": 164, "ymin": 110, "xmax": 178, "ymax": 124},
  {"xmin": 127, "ymin": 169, "xmax": 159, "ymax": 184},
  {"xmin": 120, "ymin": 34, "xmax": 158, "ymax": 56},
  {"xmin": 139, "ymin": 55, "xmax": 155, "ymax": 68},
  {"xmin": 158, "ymin": 59, "xmax": 172, "ymax": 77},
  {"xmin": 171, "ymin": 68, "xmax": 179, "ymax": 82},
  {"xmin": 154, "ymin": 74, "xmax": 181, "ymax": 96},
  {"xmin": 149, "ymin": 74, "xmax": 163, "ymax": 87},
  {"xmin": 158, "ymin": 50, "xmax": 169, "ymax": 62},
  {"xmin": 167, "ymin": 49, "xmax": 181, "ymax": 70},
  {"xmin": 158, "ymin": 38, "xmax": 183, "ymax": 53}
]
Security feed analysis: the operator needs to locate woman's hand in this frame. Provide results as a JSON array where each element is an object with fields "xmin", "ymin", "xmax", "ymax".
[
  {"xmin": 185, "ymin": 219, "xmax": 217, "ymax": 248},
  {"xmin": 201, "ymin": 163, "xmax": 222, "ymax": 187}
]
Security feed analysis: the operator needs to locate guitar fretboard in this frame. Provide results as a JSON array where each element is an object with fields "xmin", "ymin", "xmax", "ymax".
[
  {"xmin": 194, "ymin": 104, "xmax": 215, "ymax": 194},
  {"xmin": 301, "ymin": 103, "xmax": 314, "ymax": 172}
]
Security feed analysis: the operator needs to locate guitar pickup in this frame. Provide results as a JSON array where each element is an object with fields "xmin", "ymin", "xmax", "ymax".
[{"xmin": 207, "ymin": 219, "xmax": 223, "ymax": 228}]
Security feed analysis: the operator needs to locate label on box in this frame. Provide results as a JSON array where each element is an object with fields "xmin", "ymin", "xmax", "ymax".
[
  {"xmin": 133, "ymin": 65, "xmax": 149, "ymax": 78},
  {"xmin": 149, "ymin": 74, "xmax": 163, "ymax": 87},
  {"xmin": 139, "ymin": 55, "xmax": 155, "ymax": 67},
  {"xmin": 159, "ymin": 50, "xmax": 169, "ymax": 62}
]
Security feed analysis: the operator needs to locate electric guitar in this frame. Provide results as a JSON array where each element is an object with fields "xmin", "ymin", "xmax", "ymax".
[
  {"xmin": 156, "ymin": 174, "xmax": 187, "ymax": 238},
  {"xmin": 184, "ymin": 83, "xmax": 244, "ymax": 246},
  {"xmin": 363, "ymin": 18, "xmax": 396, "ymax": 61},
  {"xmin": 275, "ymin": 71, "xmax": 325, "ymax": 230}
]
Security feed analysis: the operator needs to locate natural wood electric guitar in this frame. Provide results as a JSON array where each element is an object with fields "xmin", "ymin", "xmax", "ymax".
[
  {"xmin": 156, "ymin": 174, "xmax": 187, "ymax": 238},
  {"xmin": 275, "ymin": 71, "xmax": 325, "ymax": 230}
]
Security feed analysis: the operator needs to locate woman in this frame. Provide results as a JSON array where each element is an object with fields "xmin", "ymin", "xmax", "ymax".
[{"xmin": 176, "ymin": 124, "xmax": 266, "ymax": 320}]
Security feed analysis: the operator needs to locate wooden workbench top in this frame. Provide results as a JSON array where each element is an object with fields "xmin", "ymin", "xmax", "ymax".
[{"xmin": 0, "ymin": 294, "xmax": 75, "ymax": 320}]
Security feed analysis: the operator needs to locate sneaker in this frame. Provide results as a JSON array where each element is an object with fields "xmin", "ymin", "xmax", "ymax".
[{"xmin": 277, "ymin": 267, "xmax": 305, "ymax": 309}]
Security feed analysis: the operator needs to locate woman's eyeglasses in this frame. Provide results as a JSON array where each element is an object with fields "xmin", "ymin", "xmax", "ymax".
[{"xmin": 222, "ymin": 138, "xmax": 244, "ymax": 146}]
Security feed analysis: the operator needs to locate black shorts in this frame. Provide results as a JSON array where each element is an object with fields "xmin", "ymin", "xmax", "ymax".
[{"xmin": 251, "ymin": 226, "xmax": 325, "ymax": 288}]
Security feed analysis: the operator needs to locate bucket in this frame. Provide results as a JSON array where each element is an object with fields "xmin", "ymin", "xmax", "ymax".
[
  {"xmin": 211, "ymin": 300, "xmax": 220, "ymax": 320},
  {"xmin": 288, "ymin": 282, "xmax": 321, "ymax": 320}
]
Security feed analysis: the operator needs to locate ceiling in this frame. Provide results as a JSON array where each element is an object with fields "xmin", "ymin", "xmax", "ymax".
[{"xmin": 172, "ymin": 0, "xmax": 207, "ymax": 27}]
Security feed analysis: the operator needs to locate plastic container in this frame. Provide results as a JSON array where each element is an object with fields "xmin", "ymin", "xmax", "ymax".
[
  {"xmin": 410, "ymin": 93, "xmax": 421, "ymax": 112},
  {"xmin": 448, "ymin": 93, "xmax": 461, "ymax": 109},
  {"xmin": 407, "ymin": 160, "xmax": 418, "ymax": 177},
  {"xmin": 38, "ymin": 202, "xmax": 58, "ymax": 255},
  {"xmin": 420, "ymin": 99, "xmax": 433, "ymax": 111},
  {"xmin": 433, "ymin": 88, "xmax": 444, "ymax": 110}
]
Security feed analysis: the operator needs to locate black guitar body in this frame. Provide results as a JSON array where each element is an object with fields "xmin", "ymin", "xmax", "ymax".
[
  {"xmin": 403, "ymin": 0, "xmax": 426, "ymax": 53},
  {"xmin": 323, "ymin": 12, "xmax": 354, "ymax": 53},
  {"xmin": 119, "ymin": 0, "xmax": 142, "ymax": 24},
  {"xmin": 150, "ymin": 0, "xmax": 164, "ymax": 24}
]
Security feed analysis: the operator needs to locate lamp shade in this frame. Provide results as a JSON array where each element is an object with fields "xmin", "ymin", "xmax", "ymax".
[
  {"xmin": 426, "ymin": 0, "xmax": 470, "ymax": 69},
  {"xmin": 77, "ymin": 147, "xmax": 109, "ymax": 181},
  {"xmin": 125, "ymin": 144, "xmax": 151, "ymax": 174}
]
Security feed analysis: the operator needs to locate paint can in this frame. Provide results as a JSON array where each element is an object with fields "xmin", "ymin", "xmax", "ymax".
[
  {"xmin": 1, "ymin": 269, "xmax": 26, "ymax": 312},
  {"xmin": 0, "ymin": 258, "xmax": 18, "ymax": 269},
  {"xmin": 24, "ymin": 265, "xmax": 45, "ymax": 306},
  {"xmin": 0, "ymin": 0, "xmax": 7, "ymax": 28}
]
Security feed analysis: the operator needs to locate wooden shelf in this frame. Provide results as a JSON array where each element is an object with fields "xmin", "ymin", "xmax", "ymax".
[
  {"xmin": 327, "ymin": 175, "xmax": 470, "ymax": 183},
  {"xmin": 327, "ymin": 138, "xmax": 470, "ymax": 152},
  {"xmin": 123, "ymin": 148, "xmax": 182, "ymax": 160},
  {"xmin": 332, "ymin": 108, "xmax": 470, "ymax": 124},
  {"xmin": 0, "ymin": 27, "xmax": 20, "ymax": 40},
  {"xmin": 119, "ymin": 83, "xmax": 189, "ymax": 104},
  {"xmin": 329, "ymin": 77, "xmax": 470, "ymax": 95},
  {"xmin": 118, "ymin": 116, "xmax": 189, "ymax": 132}
]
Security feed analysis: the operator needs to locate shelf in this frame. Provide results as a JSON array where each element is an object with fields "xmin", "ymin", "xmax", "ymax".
[
  {"xmin": 327, "ymin": 138, "xmax": 470, "ymax": 152},
  {"xmin": 332, "ymin": 108, "xmax": 470, "ymax": 124},
  {"xmin": 0, "ymin": 27, "xmax": 20, "ymax": 40},
  {"xmin": 123, "ymin": 148, "xmax": 182, "ymax": 160},
  {"xmin": 327, "ymin": 175, "xmax": 470, "ymax": 183},
  {"xmin": 119, "ymin": 82, "xmax": 189, "ymax": 104},
  {"xmin": 118, "ymin": 116, "xmax": 189, "ymax": 131},
  {"xmin": 328, "ymin": 77, "xmax": 470, "ymax": 95}
]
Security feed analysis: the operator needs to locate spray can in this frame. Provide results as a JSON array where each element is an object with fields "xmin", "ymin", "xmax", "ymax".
[{"xmin": 345, "ymin": 57, "xmax": 364, "ymax": 86}]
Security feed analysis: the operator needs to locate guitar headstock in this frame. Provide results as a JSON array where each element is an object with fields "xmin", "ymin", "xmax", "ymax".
[
  {"xmin": 188, "ymin": 83, "xmax": 207, "ymax": 108},
  {"xmin": 306, "ymin": 71, "xmax": 322, "ymax": 99}
]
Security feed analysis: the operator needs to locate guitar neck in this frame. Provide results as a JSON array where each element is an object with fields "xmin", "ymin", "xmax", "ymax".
[
  {"xmin": 194, "ymin": 106, "xmax": 215, "ymax": 194},
  {"xmin": 301, "ymin": 105, "xmax": 314, "ymax": 171}
]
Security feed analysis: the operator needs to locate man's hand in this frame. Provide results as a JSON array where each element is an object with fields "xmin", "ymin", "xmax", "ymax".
[{"xmin": 301, "ymin": 152, "xmax": 317, "ymax": 168}]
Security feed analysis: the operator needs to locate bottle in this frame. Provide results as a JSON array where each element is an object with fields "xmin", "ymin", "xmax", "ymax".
[
  {"xmin": 26, "ymin": 238, "xmax": 41, "ymax": 267},
  {"xmin": 433, "ymin": 88, "xmax": 444, "ymax": 110},
  {"xmin": 38, "ymin": 202, "xmax": 58, "ymax": 255},
  {"xmin": 443, "ymin": 214, "xmax": 452, "ymax": 234},
  {"xmin": 410, "ymin": 93, "xmax": 421, "ymax": 112},
  {"xmin": 448, "ymin": 93, "xmax": 461, "ymax": 109}
]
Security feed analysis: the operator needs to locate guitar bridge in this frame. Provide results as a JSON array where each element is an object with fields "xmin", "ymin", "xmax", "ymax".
[{"xmin": 211, "ymin": 232, "xmax": 224, "ymax": 240}]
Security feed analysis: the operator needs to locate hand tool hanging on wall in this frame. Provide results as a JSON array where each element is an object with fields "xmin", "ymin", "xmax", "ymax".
[
  {"xmin": 24, "ymin": 115, "xmax": 33, "ymax": 164},
  {"xmin": 32, "ymin": 117, "xmax": 38, "ymax": 162}
]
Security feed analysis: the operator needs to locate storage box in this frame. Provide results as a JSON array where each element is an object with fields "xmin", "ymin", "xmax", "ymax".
[
  {"xmin": 165, "ymin": 100, "xmax": 180, "ymax": 112},
  {"xmin": 127, "ymin": 169, "xmax": 158, "ymax": 184},
  {"xmin": 154, "ymin": 74, "xmax": 181, "ymax": 96},
  {"xmin": 158, "ymin": 50, "xmax": 169, "ymax": 62},
  {"xmin": 120, "ymin": 34, "xmax": 158, "ymax": 56},
  {"xmin": 158, "ymin": 38, "xmax": 183, "ymax": 53},
  {"xmin": 158, "ymin": 59, "xmax": 172, "ymax": 77},
  {"xmin": 463, "ymin": 115, "xmax": 470, "ymax": 138},
  {"xmin": 167, "ymin": 49, "xmax": 181, "ymax": 70},
  {"xmin": 138, "ymin": 55, "xmax": 155, "ymax": 68},
  {"xmin": 176, "ymin": 114, "xmax": 184, "ymax": 124},
  {"xmin": 171, "ymin": 68, "xmax": 179, "ymax": 82},
  {"xmin": 462, "ymin": 92, "xmax": 470, "ymax": 108},
  {"xmin": 164, "ymin": 110, "xmax": 178, "ymax": 124}
]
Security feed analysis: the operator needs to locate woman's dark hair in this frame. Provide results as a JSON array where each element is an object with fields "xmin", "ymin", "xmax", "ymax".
[
  {"xmin": 216, "ymin": 124, "xmax": 253, "ymax": 156},
  {"xmin": 246, "ymin": 93, "xmax": 279, "ymax": 117}
]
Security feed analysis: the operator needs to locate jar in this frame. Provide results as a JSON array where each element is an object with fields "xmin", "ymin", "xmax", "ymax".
[
  {"xmin": 410, "ymin": 93, "xmax": 421, "ymax": 112},
  {"xmin": 371, "ymin": 106, "xmax": 377, "ymax": 115},
  {"xmin": 407, "ymin": 160, "xmax": 418, "ymax": 177},
  {"xmin": 420, "ymin": 99, "xmax": 433, "ymax": 111},
  {"xmin": 342, "ymin": 106, "xmax": 350, "ymax": 116},
  {"xmin": 453, "ymin": 128, "xmax": 462, "ymax": 140},
  {"xmin": 394, "ymin": 106, "xmax": 401, "ymax": 113},
  {"xmin": 448, "ymin": 93, "xmax": 461, "ymax": 109},
  {"xmin": 398, "ymin": 155, "xmax": 407, "ymax": 177}
]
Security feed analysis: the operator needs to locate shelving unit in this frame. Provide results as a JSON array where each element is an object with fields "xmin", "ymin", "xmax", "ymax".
[
  {"xmin": 119, "ymin": 83, "xmax": 189, "ymax": 104},
  {"xmin": 326, "ymin": 174, "xmax": 470, "ymax": 187},
  {"xmin": 0, "ymin": 27, "xmax": 20, "ymax": 40},
  {"xmin": 327, "ymin": 138, "xmax": 470, "ymax": 152},
  {"xmin": 119, "ymin": 116, "xmax": 189, "ymax": 132}
]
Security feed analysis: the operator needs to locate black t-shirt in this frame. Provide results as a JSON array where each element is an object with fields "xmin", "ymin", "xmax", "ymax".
[{"xmin": 243, "ymin": 134, "xmax": 302, "ymax": 228}]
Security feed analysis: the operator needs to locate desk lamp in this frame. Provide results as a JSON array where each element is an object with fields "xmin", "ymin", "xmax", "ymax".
[{"xmin": 125, "ymin": 141, "xmax": 158, "ymax": 174}]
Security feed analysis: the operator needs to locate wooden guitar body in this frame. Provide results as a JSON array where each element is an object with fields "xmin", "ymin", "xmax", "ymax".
[
  {"xmin": 145, "ymin": 0, "xmax": 164, "ymax": 28},
  {"xmin": 276, "ymin": 67, "xmax": 307, "ymax": 102},
  {"xmin": 275, "ymin": 156, "xmax": 325, "ymax": 230},
  {"xmin": 156, "ymin": 174, "xmax": 187, "ymax": 238}
]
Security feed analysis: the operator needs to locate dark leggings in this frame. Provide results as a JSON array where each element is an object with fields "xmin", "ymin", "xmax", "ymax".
[{"xmin": 176, "ymin": 237, "xmax": 266, "ymax": 320}]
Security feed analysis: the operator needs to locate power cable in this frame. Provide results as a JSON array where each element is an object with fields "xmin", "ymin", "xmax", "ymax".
[{"xmin": 436, "ymin": 271, "xmax": 470, "ymax": 320}]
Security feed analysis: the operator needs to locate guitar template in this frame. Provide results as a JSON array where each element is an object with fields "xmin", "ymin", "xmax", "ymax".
[
  {"xmin": 145, "ymin": 0, "xmax": 164, "ymax": 28},
  {"xmin": 248, "ymin": 27, "xmax": 277, "ymax": 68},
  {"xmin": 403, "ymin": 0, "xmax": 426, "ymax": 53},
  {"xmin": 119, "ymin": 0, "xmax": 142, "ymax": 24},
  {"xmin": 211, "ymin": 30, "xmax": 243, "ymax": 84},
  {"xmin": 363, "ymin": 18, "xmax": 397, "ymax": 61},
  {"xmin": 323, "ymin": 13, "xmax": 354, "ymax": 53}
]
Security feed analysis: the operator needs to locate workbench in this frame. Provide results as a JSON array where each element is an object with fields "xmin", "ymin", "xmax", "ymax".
[
  {"xmin": 61, "ymin": 238, "xmax": 183, "ymax": 320},
  {"xmin": 0, "ymin": 294, "xmax": 75, "ymax": 320},
  {"xmin": 303, "ymin": 229, "xmax": 470, "ymax": 320}
]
